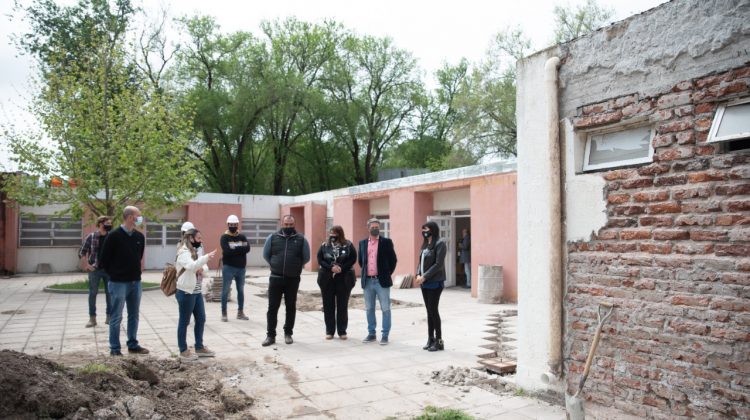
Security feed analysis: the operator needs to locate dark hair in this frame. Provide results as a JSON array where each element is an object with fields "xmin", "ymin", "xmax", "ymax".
[
  {"xmin": 329, "ymin": 225, "xmax": 346, "ymax": 244},
  {"xmin": 421, "ymin": 221, "xmax": 440, "ymax": 250}
]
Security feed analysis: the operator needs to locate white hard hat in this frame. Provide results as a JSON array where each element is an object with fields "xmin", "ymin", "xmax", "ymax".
[
  {"xmin": 180, "ymin": 221, "xmax": 194, "ymax": 233},
  {"xmin": 226, "ymin": 214, "xmax": 240, "ymax": 224}
]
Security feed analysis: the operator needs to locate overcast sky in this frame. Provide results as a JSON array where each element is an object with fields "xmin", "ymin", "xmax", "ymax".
[{"xmin": 0, "ymin": 0, "xmax": 667, "ymax": 170}]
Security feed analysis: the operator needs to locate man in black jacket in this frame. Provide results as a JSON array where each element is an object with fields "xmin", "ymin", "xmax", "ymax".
[
  {"xmin": 261, "ymin": 215, "xmax": 310, "ymax": 346},
  {"xmin": 358, "ymin": 218, "xmax": 398, "ymax": 345},
  {"xmin": 99, "ymin": 206, "xmax": 149, "ymax": 356},
  {"xmin": 220, "ymin": 214, "xmax": 251, "ymax": 322}
]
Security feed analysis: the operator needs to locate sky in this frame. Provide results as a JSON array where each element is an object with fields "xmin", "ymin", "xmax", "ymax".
[{"xmin": 0, "ymin": 0, "xmax": 667, "ymax": 170}]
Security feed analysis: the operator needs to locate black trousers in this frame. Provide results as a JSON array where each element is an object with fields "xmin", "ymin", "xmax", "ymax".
[
  {"xmin": 266, "ymin": 276, "xmax": 300, "ymax": 337},
  {"xmin": 320, "ymin": 274, "xmax": 353, "ymax": 336},
  {"xmin": 421, "ymin": 287, "xmax": 443, "ymax": 340}
]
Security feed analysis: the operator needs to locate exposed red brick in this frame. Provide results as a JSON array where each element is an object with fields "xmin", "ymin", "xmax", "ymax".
[
  {"xmin": 657, "ymin": 118, "xmax": 693, "ymax": 134},
  {"xmin": 652, "ymin": 229, "xmax": 689, "ymax": 240},
  {"xmin": 603, "ymin": 169, "xmax": 637, "ymax": 181},
  {"xmin": 688, "ymin": 170, "xmax": 728, "ymax": 183},
  {"xmin": 715, "ymin": 244, "xmax": 750, "ymax": 257},
  {"xmin": 710, "ymin": 328, "xmax": 750, "ymax": 341},
  {"xmin": 620, "ymin": 229, "xmax": 652, "ymax": 240},
  {"xmin": 652, "ymin": 133, "xmax": 674, "ymax": 147},
  {"xmin": 634, "ymin": 279, "xmax": 656, "ymax": 289},
  {"xmin": 595, "ymin": 229, "xmax": 619, "ymax": 240},
  {"xmin": 633, "ymin": 191, "xmax": 670, "ymax": 202},
  {"xmin": 640, "ymin": 242, "xmax": 672, "ymax": 254},
  {"xmin": 729, "ymin": 228, "xmax": 750, "ymax": 241},
  {"xmin": 651, "ymin": 383, "xmax": 688, "ymax": 402},
  {"xmin": 605, "ymin": 242, "xmax": 639, "ymax": 253},
  {"xmin": 672, "ymin": 81, "xmax": 693, "ymax": 92},
  {"xmin": 608, "ymin": 217, "xmax": 638, "ymax": 228},
  {"xmin": 675, "ymin": 130, "xmax": 694, "ymax": 145},
  {"xmin": 651, "ymin": 109, "xmax": 674, "ymax": 121},
  {"xmin": 694, "ymin": 117, "xmax": 713, "ymax": 132},
  {"xmin": 607, "ymin": 193, "xmax": 631, "ymax": 204},
  {"xmin": 648, "ymin": 202, "xmax": 681, "ymax": 214},
  {"xmin": 674, "ymin": 105, "xmax": 694, "ymax": 117},
  {"xmin": 717, "ymin": 80, "xmax": 749, "ymax": 97},
  {"xmin": 716, "ymin": 184, "xmax": 750, "ymax": 196},
  {"xmin": 622, "ymin": 100, "xmax": 654, "ymax": 117},
  {"xmin": 689, "ymin": 230, "xmax": 728, "ymax": 241},
  {"xmin": 716, "ymin": 214, "xmax": 750, "ymax": 226},
  {"xmin": 710, "ymin": 297, "xmax": 750, "ymax": 312},
  {"xmin": 674, "ymin": 243, "xmax": 714, "ymax": 254},
  {"xmin": 639, "ymin": 216, "xmax": 673, "ymax": 227},
  {"xmin": 582, "ymin": 101, "xmax": 610, "ymax": 115},
  {"xmin": 614, "ymin": 94, "xmax": 638, "ymax": 108},
  {"xmin": 637, "ymin": 163, "xmax": 671, "ymax": 176},
  {"xmin": 643, "ymin": 395, "xmax": 669, "ymax": 409},
  {"xmin": 694, "ymin": 102, "xmax": 717, "ymax": 114},
  {"xmin": 671, "ymin": 295, "xmax": 710, "ymax": 307},
  {"xmin": 695, "ymin": 145, "xmax": 716, "ymax": 155},
  {"xmin": 656, "ymin": 147, "xmax": 695, "ymax": 161},
  {"xmin": 681, "ymin": 200, "xmax": 722, "ymax": 213},
  {"xmin": 725, "ymin": 200, "xmax": 750, "ymax": 212},
  {"xmin": 674, "ymin": 215, "xmax": 713, "ymax": 226},
  {"xmin": 729, "ymin": 165, "xmax": 750, "ymax": 179},
  {"xmin": 575, "ymin": 110, "xmax": 623, "ymax": 128},
  {"xmin": 673, "ymin": 186, "xmax": 711, "ymax": 200},
  {"xmin": 621, "ymin": 178, "xmax": 654, "ymax": 189},
  {"xmin": 669, "ymin": 319, "xmax": 709, "ymax": 335},
  {"xmin": 613, "ymin": 205, "xmax": 646, "ymax": 216},
  {"xmin": 657, "ymin": 91, "xmax": 692, "ymax": 109}
]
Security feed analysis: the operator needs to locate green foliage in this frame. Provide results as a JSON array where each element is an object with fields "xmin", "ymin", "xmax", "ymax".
[
  {"xmin": 78, "ymin": 363, "xmax": 112, "ymax": 374},
  {"xmin": 553, "ymin": 0, "xmax": 615, "ymax": 43},
  {"xmin": 412, "ymin": 405, "xmax": 475, "ymax": 420}
]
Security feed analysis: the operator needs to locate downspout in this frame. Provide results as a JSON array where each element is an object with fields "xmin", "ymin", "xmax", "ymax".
[{"xmin": 542, "ymin": 56, "xmax": 563, "ymax": 383}]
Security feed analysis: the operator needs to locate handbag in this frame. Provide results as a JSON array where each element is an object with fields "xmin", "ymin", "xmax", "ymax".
[{"xmin": 160, "ymin": 263, "xmax": 185, "ymax": 296}]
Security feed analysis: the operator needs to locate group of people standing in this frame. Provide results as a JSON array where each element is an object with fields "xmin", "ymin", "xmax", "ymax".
[{"xmin": 79, "ymin": 207, "xmax": 451, "ymax": 359}]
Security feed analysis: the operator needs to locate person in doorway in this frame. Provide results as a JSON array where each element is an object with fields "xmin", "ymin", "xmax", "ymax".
[
  {"xmin": 460, "ymin": 228, "xmax": 471, "ymax": 289},
  {"xmin": 220, "ymin": 215, "xmax": 250, "ymax": 322},
  {"xmin": 78, "ymin": 215, "xmax": 113, "ymax": 328},
  {"xmin": 316, "ymin": 225, "xmax": 357, "ymax": 340},
  {"xmin": 415, "ymin": 221, "xmax": 447, "ymax": 351},
  {"xmin": 98, "ymin": 206, "xmax": 149, "ymax": 356},
  {"xmin": 175, "ymin": 228, "xmax": 218, "ymax": 360},
  {"xmin": 262, "ymin": 215, "xmax": 310, "ymax": 346},
  {"xmin": 358, "ymin": 218, "xmax": 398, "ymax": 345}
]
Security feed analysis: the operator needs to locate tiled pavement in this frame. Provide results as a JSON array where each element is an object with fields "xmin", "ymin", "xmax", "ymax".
[{"xmin": 0, "ymin": 268, "xmax": 566, "ymax": 419}]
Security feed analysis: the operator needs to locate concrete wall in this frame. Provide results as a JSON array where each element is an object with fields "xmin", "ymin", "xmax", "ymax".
[{"xmin": 433, "ymin": 188, "xmax": 470, "ymax": 211}]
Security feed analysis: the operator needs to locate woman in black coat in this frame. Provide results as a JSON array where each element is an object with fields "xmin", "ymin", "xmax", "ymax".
[
  {"xmin": 414, "ymin": 221, "xmax": 447, "ymax": 351},
  {"xmin": 317, "ymin": 225, "xmax": 357, "ymax": 339}
]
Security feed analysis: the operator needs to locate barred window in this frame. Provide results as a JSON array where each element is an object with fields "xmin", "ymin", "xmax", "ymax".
[
  {"xmin": 145, "ymin": 218, "xmax": 182, "ymax": 246},
  {"xmin": 242, "ymin": 218, "xmax": 279, "ymax": 245},
  {"xmin": 19, "ymin": 215, "xmax": 82, "ymax": 247}
]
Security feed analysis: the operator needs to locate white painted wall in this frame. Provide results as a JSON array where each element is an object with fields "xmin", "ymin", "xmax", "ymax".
[
  {"xmin": 516, "ymin": 49, "xmax": 559, "ymax": 391},
  {"xmin": 18, "ymin": 248, "xmax": 80, "ymax": 273},
  {"xmin": 433, "ymin": 188, "xmax": 469, "ymax": 211}
]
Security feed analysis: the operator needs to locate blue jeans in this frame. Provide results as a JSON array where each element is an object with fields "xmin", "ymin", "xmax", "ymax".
[
  {"xmin": 363, "ymin": 277, "xmax": 391, "ymax": 337},
  {"xmin": 88, "ymin": 269, "xmax": 111, "ymax": 317},
  {"xmin": 221, "ymin": 265, "xmax": 246, "ymax": 313},
  {"xmin": 175, "ymin": 290, "xmax": 206, "ymax": 353},
  {"xmin": 464, "ymin": 262, "xmax": 472, "ymax": 286},
  {"xmin": 108, "ymin": 281, "xmax": 142, "ymax": 353}
]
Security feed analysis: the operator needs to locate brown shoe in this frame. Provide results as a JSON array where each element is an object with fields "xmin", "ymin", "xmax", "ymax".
[
  {"xmin": 339, "ymin": 335, "xmax": 347, "ymax": 340},
  {"xmin": 195, "ymin": 347, "xmax": 216, "ymax": 357},
  {"xmin": 85, "ymin": 317, "xmax": 96, "ymax": 328},
  {"xmin": 180, "ymin": 350, "xmax": 198, "ymax": 361},
  {"xmin": 127, "ymin": 346, "xmax": 150, "ymax": 355},
  {"xmin": 237, "ymin": 311, "xmax": 249, "ymax": 320},
  {"xmin": 325, "ymin": 334, "xmax": 333, "ymax": 340}
]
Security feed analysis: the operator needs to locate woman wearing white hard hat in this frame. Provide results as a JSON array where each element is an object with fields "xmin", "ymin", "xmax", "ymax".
[{"xmin": 220, "ymin": 215, "xmax": 251, "ymax": 322}]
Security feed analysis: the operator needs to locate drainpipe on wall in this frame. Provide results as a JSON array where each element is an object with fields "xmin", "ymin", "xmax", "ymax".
[{"xmin": 542, "ymin": 56, "xmax": 563, "ymax": 384}]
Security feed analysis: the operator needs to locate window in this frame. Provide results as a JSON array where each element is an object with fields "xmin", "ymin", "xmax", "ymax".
[
  {"xmin": 373, "ymin": 215, "xmax": 390, "ymax": 238},
  {"xmin": 583, "ymin": 125, "xmax": 654, "ymax": 171},
  {"xmin": 243, "ymin": 218, "xmax": 279, "ymax": 245},
  {"xmin": 19, "ymin": 215, "xmax": 82, "ymax": 247},
  {"xmin": 145, "ymin": 218, "xmax": 181, "ymax": 246},
  {"xmin": 708, "ymin": 97, "xmax": 750, "ymax": 143}
]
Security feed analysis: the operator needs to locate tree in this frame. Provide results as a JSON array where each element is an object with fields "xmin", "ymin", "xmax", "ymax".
[
  {"xmin": 322, "ymin": 34, "xmax": 423, "ymax": 184},
  {"xmin": 174, "ymin": 16, "xmax": 274, "ymax": 194},
  {"xmin": 4, "ymin": 38, "xmax": 199, "ymax": 221},
  {"xmin": 553, "ymin": 0, "xmax": 614, "ymax": 43}
]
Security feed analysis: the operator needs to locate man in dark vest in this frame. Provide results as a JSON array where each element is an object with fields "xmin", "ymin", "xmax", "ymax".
[{"xmin": 261, "ymin": 215, "xmax": 310, "ymax": 346}]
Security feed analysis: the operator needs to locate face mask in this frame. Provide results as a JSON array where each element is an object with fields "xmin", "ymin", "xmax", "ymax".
[
  {"xmin": 329, "ymin": 235, "xmax": 338, "ymax": 243},
  {"xmin": 369, "ymin": 228, "xmax": 380, "ymax": 237},
  {"xmin": 282, "ymin": 227, "xmax": 295, "ymax": 235},
  {"xmin": 103, "ymin": 224, "xmax": 113, "ymax": 232},
  {"xmin": 135, "ymin": 216, "xmax": 143, "ymax": 226},
  {"xmin": 191, "ymin": 241, "xmax": 202, "ymax": 248},
  {"xmin": 228, "ymin": 226, "xmax": 238, "ymax": 233},
  {"xmin": 422, "ymin": 231, "xmax": 431, "ymax": 238}
]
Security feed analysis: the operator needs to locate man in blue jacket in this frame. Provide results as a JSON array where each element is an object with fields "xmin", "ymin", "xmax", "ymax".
[{"xmin": 358, "ymin": 218, "xmax": 398, "ymax": 345}]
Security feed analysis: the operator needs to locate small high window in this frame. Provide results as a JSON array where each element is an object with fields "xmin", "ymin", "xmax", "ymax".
[
  {"xmin": 707, "ymin": 97, "xmax": 750, "ymax": 143},
  {"xmin": 583, "ymin": 125, "xmax": 654, "ymax": 171}
]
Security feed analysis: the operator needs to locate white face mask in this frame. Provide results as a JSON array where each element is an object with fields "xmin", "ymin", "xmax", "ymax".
[{"xmin": 135, "ymin": 216, "xmax": 143, "ymax": 226}]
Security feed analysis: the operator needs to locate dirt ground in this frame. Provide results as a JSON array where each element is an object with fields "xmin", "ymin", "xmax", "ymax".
[{"xmin": 0, "ymin": 349, "xmax": 255, "ymax": 419}]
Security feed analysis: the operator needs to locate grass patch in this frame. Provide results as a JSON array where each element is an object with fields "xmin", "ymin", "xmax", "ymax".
[
  {"xmin": 77, "ymin": 363, "xmax": 111, "ymax": 374},
  {"xmin": 514, "ymin": 387, "xmax": 528, "ymax": 397},
  {"xmin": 412, "ymin": 405, "xmax": 475, "ymax": 420},
  {"xmin": 47, "ymin": 280, "xmax": 159, "ymax": 290}
]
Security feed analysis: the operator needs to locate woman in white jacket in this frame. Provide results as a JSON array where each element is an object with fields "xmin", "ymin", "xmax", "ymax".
[{"xmin": 176, "ymin": 228, "xmax": 217, "ymax": 360}]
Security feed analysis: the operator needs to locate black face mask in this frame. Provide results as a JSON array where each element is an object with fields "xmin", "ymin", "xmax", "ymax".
[
  {"xmin": 369, "ymin": 228, "xmax": 379, "ymax": 237},
  {"xmin": 329, "ymin": 235, "xmax": 338, "ymax": 243},
  {"xmin": 191, "ymin": 241, "xmax": 202, "ymax": 248},
  {"xmin": 228, "ymin": 226, "xmax": 238, "ymax": 234},
  {"xmin": 103, "ymin": 224, "xmax": 113, "ymax": 232},
  {"xmin": 282, "ymin": 227, "xmax": 295, "ymax": 236},
  {"xmin": 422, "ymin": 231, "xmax": 431, "ymax": 238}
]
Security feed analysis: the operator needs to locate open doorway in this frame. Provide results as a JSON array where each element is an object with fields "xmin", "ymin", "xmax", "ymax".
[{"xmin": 455, "ymin": 217, "xmax": 471, "ymax": 288}]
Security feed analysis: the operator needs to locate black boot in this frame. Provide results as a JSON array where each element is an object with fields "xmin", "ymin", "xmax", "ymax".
[
  {"xmin": 428, "ymin": 339, "xmax": 444, "ymax": 352},
  {"xmin": 422, "ymin": 338, "xmax": 434, "ymax": 350}
]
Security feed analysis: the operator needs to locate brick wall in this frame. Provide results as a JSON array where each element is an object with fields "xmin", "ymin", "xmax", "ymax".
[{"xmin": 565, "ymin": 65, "xmax": 750, "ymax": 419}]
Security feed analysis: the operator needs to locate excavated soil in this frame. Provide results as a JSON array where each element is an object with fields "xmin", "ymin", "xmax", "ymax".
[{"xmin": 0, "ymin": 350, "xmax": 255, "ymax": 419}]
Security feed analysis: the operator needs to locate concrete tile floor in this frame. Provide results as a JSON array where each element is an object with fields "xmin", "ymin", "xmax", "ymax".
[{"xmin": 0, "ymin": 268, "xmax": 567, "ymax": 419}]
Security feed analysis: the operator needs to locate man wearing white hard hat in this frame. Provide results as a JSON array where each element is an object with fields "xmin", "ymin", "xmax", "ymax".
[{"xmin": 220, "ymin": 215, "xmax": 250, "ymax": 322}]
